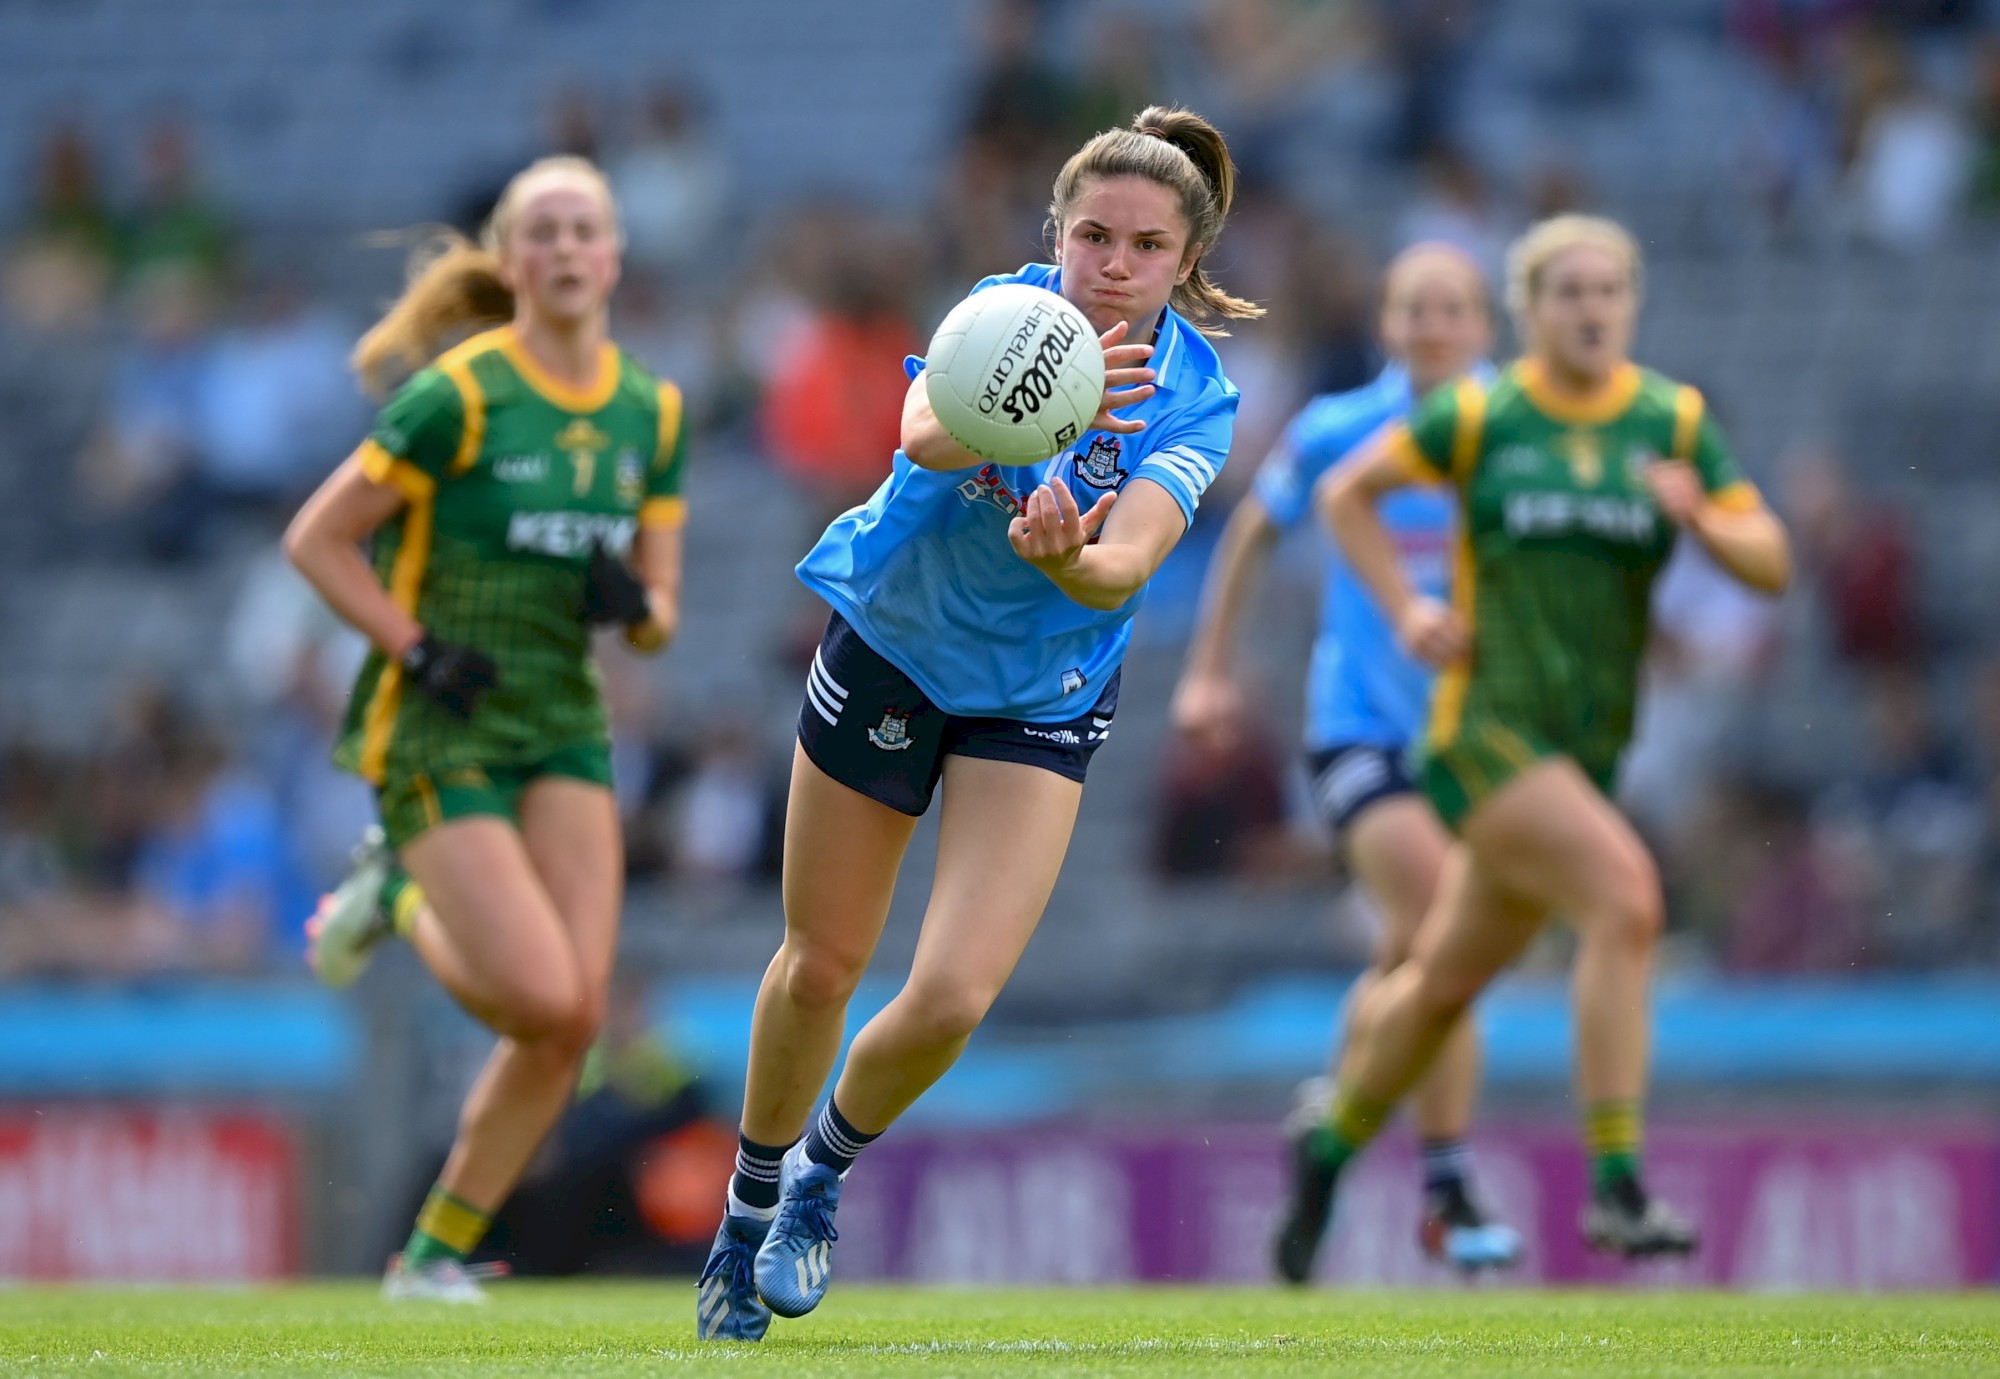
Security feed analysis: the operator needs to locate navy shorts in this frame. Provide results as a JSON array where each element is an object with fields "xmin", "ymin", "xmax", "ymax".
[
  {"xmin": 1305, "ymin": 741, "xmax": 1419, "ymax": 836},
  {"xmin": 798, "ymin": 612, "xmax": 1120, "ymax": 816}
]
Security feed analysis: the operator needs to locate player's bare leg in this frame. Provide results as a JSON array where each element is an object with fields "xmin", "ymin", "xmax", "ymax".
[
  {"xmin": 1345, "ymin": 798, "xmax": 1478, "ymax": 1141},
  {"xmin": 1458, "ymin": 760, "xmax": 1694, "ymax": 1257},
  {"xmin": 834, "ymin": 755, "xmax": 1081, "ymax": 1127},
  {"xmin": 740, "ymin": 745, "xmax": 918, "ymax": 1149},
  {"xmin": 1277, "ymin": 846, "xmax": 1539, "ymax": 1282},
  {"xmin": 1342, "ymin": 795, "xmax": 1516, "ymax": 1271},
  {"xmin": 701, "ymin": 746, "xmax": 916, "ymax": 1337},
  {"xmin": 385, "ymin": 788, "xmax": 618, "ymax": 1298},
  {"xmin": 755, "ymin": 754, "xmax": 1083, "ymax": 1318}
]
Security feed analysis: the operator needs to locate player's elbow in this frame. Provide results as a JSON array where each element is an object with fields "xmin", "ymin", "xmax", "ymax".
[
  {"xmin": 281, "ymin": 508, "xmax": 318, "ymax": 573},
  {"xmin": 1318, "ymin": 469, "xmax": 1363, "ymax": 529},
  {"xmin": 1732, "ymin": 518, "xmax": 1794, "ymax": 595},
  {"xmin": 1065, "ymin": 585, "xmax": 1134, "ymax": 613},
  {"xmin": 1746, "ymin": 552, "xmax": 1791, "ymax": 596},
  {"xmin": 901, "ymin": 421, "xmax": 972, "ymax": 472},
  {"xmin": 1758, "ymin": 527, "xmax": 1795, "ymax": 594}
]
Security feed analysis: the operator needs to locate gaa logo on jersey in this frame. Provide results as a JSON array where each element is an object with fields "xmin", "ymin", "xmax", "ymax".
[
  {"xmin": 615, "ymin": 448, "xmax": 645, "ymax": 506},
  {"xmin": 1070, "ymin": 435, "xmax": 1127, "ymax": 490}
]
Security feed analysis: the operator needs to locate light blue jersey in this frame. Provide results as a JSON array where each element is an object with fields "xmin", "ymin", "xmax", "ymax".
[
  {"xmin": 799, "ymin": 264, "xmax": 1239, "ymax": 722},
  {"xmin": 1252, "ymin": 365, "xmax": 1459, "ymax": 751}
]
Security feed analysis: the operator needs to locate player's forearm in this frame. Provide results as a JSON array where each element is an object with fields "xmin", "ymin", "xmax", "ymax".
[
  {"xmin": 1689, "ymin": 505, "xmax": 1792, "ymax": 595},
  {"xmin": 1039, "ymin": 541, "xmax": 1155, "ymax": 612},
  {"xmin": 284, "ymin": 525, "xmax": 423, "ymax": 658},
  {"xmin": 1324, "ymin": 480, "xmax": 1418, "ymax": 627},
  {"xmin": 626, "ymin": 603, "xmax": 676, "ymax": 654},
  {"xmin": 626, "ymin": 580, "xmax": 680, "ymax": 654},
  {"xmin": 1184, "ymin": 497, "xmax": 1279, "ymax": 678},
  {"xmin": 900, "ymin": 374, "xmax": 987, "ymax": 472},
  {"xmin": 626, "ymin": 526, "xmax": 683, "ymax": 655}
]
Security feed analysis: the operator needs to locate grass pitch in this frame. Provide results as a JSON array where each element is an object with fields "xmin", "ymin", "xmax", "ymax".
[{"xmin": 2, "ymin": 1283, "xmax": 1996, "ymax": 1378}]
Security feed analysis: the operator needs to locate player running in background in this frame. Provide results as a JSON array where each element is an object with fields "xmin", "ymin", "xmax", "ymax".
[
  {"xmin": 696, "ymin": 107, "xmax": 1252, "ymax": 1342},
  {"xmin": 1279, "ymin": 215, "xmax": 1790, "ymax": 1267},
  {"xmin": 287, "ymin": 157, "xmax": 686, "ymax": 1302},
  {"xmin": 1173, "ymin": 243, "xmax": 1520, "ymax": 1281}
]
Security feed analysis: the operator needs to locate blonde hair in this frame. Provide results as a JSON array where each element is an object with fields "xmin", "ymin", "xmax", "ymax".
[
  {"xmin": 1503, "ymin": 214, "xmax": 1643, "ymax": 325},
  {"xmin": 352, "ymin": 156, "xmax": 617, "ymax": 396},
  {"xmin": 1047, "ymin": 105, "xmax": 1262, "ymax": 336}
]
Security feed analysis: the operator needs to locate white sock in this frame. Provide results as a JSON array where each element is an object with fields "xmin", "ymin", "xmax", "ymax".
[{"xmin": 726, "ymin": 1186, "xmax": 777, "ymax": 1223}]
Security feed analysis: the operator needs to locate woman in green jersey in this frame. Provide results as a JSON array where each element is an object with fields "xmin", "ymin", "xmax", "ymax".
[
  {"xmin": 1276, "ymin": 215, "xmax": 1790, "ymax": 1268},
  {"xmin": 286, "ymin": 156, "xmax": 687, "ymax": 1301}
]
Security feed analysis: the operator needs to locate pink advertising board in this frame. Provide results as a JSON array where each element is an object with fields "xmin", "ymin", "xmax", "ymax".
[{"xmin": 832, "ymin": 1121, "xmax": 2000, "ymax": 1289}]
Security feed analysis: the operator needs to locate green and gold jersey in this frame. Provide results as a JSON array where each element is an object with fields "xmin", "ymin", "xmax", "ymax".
[
  {"xmin": 333, "ymin": 326, "xmax": 688, "ymax": 785},
  {"xmin": 1388, "ymin": 359, "xmax": 1762, "ymax": 778}
]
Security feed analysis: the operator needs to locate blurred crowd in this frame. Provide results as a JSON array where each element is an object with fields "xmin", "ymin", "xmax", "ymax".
[{"xmin": 4, "ymin": 0, "xmax": 2000, "ymax": 982}]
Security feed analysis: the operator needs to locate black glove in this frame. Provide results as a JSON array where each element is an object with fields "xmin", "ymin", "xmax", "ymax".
[
  {"xmin": 401, "ymin": 633, "xmax": 500, "ymax": 721},
  {"xmin": 582, "ymin": 540, "xmax": 653, "ymax": 628}
]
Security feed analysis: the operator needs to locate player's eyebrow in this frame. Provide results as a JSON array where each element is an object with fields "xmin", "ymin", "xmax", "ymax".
[{"xmin": 1075, "ymin": 218, "xmax": 1176, "ymax": 240}]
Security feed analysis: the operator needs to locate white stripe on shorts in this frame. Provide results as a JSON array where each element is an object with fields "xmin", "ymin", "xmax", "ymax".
[
  {"xmin": 1316, "ymin": 749, "xmax": 1390, "ymax": 820},
  {"xmin": 804, "ymin": 674, "xmax": 841, "ymax": 727},
  {"xmin": 811, "ymin": 650, "xmax": 849, "ymax": 702}
]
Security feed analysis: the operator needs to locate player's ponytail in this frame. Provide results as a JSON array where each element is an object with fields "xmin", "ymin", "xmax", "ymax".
[
  {"xmin": 351, "ymin": 230, "xmax": 513, "ymax": 397},
  {"xmin": 352, "ymin": 155, "xmax": 617, "ymax": 396},
  {"xmin": 1049, "ymin": 105, "xmax": 1263, "ymax": 336}
]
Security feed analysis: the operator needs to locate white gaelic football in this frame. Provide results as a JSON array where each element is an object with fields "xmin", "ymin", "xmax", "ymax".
[{"xmin": 923, "ymin": 283, "xmax": 1105, "ymax": 465}]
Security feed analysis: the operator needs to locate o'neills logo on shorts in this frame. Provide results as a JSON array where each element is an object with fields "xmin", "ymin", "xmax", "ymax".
[{"xmin": 977, "ymin": 305, "xmax": 1084, "ymax": 423}]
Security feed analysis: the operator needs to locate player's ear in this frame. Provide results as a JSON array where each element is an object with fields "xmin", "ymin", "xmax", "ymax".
[{"xmin": 1175, "ymin": 244, "xmax": 1204, "ymax": 287}]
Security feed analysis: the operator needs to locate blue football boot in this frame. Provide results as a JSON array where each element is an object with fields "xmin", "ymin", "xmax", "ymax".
[
  {"xmin": 695, "ymin": 1210, "xmax": 772, "ymax": 1342},
  {"xmin": 1421, "ymin": 1200, "xmax": 1524, "ymax": 1273},
  {"xmin": 753, "ymin": 1145, "xmax": 843, "ymax": 1318}
]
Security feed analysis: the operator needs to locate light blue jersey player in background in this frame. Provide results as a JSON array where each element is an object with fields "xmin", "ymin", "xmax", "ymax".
[
  {"xmin": 1173, "ymin": 244, "xmax": 1521, "ymax": 1281},
  {"xmin": 696, "ymin": 107, "xmax": 1255, "ymax": 1343}
]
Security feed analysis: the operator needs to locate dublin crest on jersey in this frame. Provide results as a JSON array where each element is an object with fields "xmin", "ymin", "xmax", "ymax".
[
  {"xmin": 1071, "ymin": 435, "xmax": 1127, "ymax": 490},
  {"xmin": 867, "ymin": 711, "xmax": 915, "ymax": 751}
]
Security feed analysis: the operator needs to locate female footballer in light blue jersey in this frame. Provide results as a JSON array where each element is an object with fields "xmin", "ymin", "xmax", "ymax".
[
  {"xmin": 1174, "ymin": 245, "xmax": 1521, "ymax": 1282},
  {"xmin": 696, "ymin": 107, "xmax": 1254, "ymax": 1341}
]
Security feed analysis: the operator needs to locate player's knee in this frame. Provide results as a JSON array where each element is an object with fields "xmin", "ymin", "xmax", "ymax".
[
  {"xmin": 1598, "ymin": 852, "xmax": 1664, "ymax": 951},
  {"xmin": 896, "ymin": 978, "xmax": 995, "ymax": 1046},
  {"xmin": 1409, "ymin": 960, "xmax": 1482, "ymax": 1027},
  {"xmin": 498, "ymin": 974, "xmax": 596, "ymax": 1055},
  {"xmin": 781, "ymin": 940, "xmax": 866, "ymax": 1013},
  {"xmin": 1371, "ymin": 932, "xmax": 1416, "ymax": 973}
]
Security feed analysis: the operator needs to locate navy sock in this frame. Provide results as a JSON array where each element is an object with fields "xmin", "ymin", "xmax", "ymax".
[
  {"xmin": 802, "ymin": 1098, "xmax": 879, "ymax": 1175},
  {"xmin": 730, "ymin": 1132, "xmax": 792, "ymax": 1213},
  {"xmin": 1420, "ymin": 1137, "xmax": 1473, "ymax": 1198}
]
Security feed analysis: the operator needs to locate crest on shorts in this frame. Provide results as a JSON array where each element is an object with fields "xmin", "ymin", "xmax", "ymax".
[
  {"xmin": 867, "ymin": 711, "xmax": 915, "ymax": 751},
  {"xmin": 1060, "ymin": 668, "xmax": 1087, "ymax": 695},
  {"xmin": 1071, "ymin": 435, "xmax": 1127, "ymax": 490}
]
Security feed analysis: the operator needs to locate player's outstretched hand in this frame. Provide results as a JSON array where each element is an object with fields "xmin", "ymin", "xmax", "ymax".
[
  {"xmin": 1010, "ymin": 478, "xmax": 1116, "ymax": 575},
  {"xmin": 582, "ymin": 540, "xmax": 654, "ymax": 627},
  {"xmin": 1171, "ymin": 671, "xmax": 1244, "ymax": 753},
  {"xmin": 1395, "ymin": 596, "xmax": 1470, "ymax": 669},
  {"xmin": 401, "ymin": 633, "xmax": 500, "ymax": 721},
  {"xmin": 1091, "ymin": 318, "xmax": 1156, "ymax": 436},
  {"xmin": 1641, "ymin": 459, "xmax": 1704, "ymax": 528}
]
